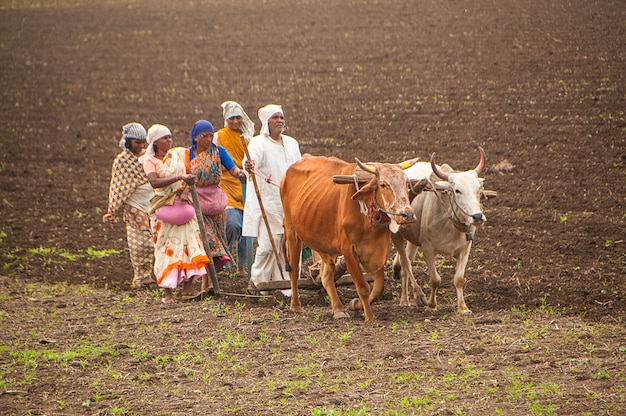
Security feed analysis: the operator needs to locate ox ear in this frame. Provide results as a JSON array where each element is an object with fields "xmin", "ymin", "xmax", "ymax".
[
  {"xmin": 434, "ymin": 181, "xmax": 450, "ymax": 191},
  {"xmin": 351, "ymin": 178, "xmax": 376, "ymax": 201}
]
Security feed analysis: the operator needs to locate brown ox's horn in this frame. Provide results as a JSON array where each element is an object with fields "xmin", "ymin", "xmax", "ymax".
[
  {"xmin": 474, "ymin": 147, "xmax": 486, "ymax": 175},
  {"xmin": 355, "ymin": 158, "xmax": 376, "ymax": 174},
  {"xmin": 430, "ymin": 153, "xmax": 449, "ymax": 181},
  {"xmin": 398, "ymin": 157, "xmax": 419, "ymax": 170}
]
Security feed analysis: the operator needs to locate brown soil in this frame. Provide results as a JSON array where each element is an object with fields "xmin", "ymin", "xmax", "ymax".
[{"xmin": 0, "ymin": 0, "xmax": 624, "ymax": 415}]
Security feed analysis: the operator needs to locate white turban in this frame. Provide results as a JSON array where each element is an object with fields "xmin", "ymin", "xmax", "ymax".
[
  {"xmin": 258, "ymin": 104, "xmax": 283, "ymax": 137},
  {"xmin": 144, "ymin": 124, "xmax": 172, "ymax": 159},
  {"xmin": 221, "ymin": 101, "xmax": 255, "ymax": 140}
]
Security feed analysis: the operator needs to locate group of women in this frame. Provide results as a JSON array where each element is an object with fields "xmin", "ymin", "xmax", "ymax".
[{"xmin": 104, "ymin": 120, "xmax": 244, "ymax": 303}]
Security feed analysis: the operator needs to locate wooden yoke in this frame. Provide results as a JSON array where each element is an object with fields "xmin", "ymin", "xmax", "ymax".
[
  {"xmin": 332, "ymin": 163, "xmax": 377, "ymax": 185},
  {"xmin": 333, "ymin": 169, "xmax": 430, "ymax": 201}
]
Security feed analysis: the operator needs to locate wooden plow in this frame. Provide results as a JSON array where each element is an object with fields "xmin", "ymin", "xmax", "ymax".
[{"xmin": 254, "ymin": 257, "xmax": 375, "ymax": 292}]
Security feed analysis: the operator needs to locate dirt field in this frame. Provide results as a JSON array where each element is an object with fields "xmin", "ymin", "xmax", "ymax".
[{"xmin": 0, "ymin": 0, "xmax": 624, "ymax": 415}]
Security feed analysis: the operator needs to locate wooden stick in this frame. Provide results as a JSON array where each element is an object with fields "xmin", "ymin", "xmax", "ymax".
[
  {"xmin": 240, "ymin": 135, "xmax": 286, "ymax": 281},
  {"xmin": 184, "ymin": 176, "xmax": 220, "ymax": 295}
]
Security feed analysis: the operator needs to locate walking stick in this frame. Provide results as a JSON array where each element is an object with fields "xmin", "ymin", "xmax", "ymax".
[
  {"xmin": 184, "ymin": 176, "xmax": 221, "ymax": 296},
  {"xmin": 240, "ymin": 135, "xmax": 286, "ymax": 281}
]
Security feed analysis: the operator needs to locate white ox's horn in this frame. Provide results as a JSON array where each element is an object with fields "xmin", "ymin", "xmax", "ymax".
[
  {"xmin": 431, "ymin": 147, "xmax": 486, "ymax": 180},
  {"xmin": 430, "ymin": 153, "xmax": 448, "ymax": 181},
  {"xmin": 474, "ymin": 147, "xmax": 486, "ymax": 175},
  {"xmin": 355, "ymin": 158, "xmax": 376, "ymax": 174}
]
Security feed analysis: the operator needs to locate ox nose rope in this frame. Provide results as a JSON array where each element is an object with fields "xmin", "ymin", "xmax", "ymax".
[
  {"xmin": 369, "ymin": 180, "xmax": 414, "ymax": 219},
  {"xmin": 450, "ymin": 188, "xmax": 484, "ymax": 220},
  {"xmin": 440, "ymin": 188, "xmax": 483, "ymax": 241},
  {"xmin": 374, "ymin": 203, "xmax": 410, "ymax": 220}
]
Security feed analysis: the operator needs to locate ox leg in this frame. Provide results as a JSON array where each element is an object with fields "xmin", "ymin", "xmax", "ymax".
[
  {"xmin": 391, "ymin": 233, "xmax": 427, "ymax": 307},
  {"xmin": 391, "ymin": 253, "xmax": 407, "ymax": 304},
  {"xmin": 368, "ymin": 267, "xmax": 386, "ymax": 305},
  {"xmin": 453, "ymin": 246, "xmax": 472, "ymax": 314},
  {"xmin": 285, "ymin": 229, "xmax": 303, "ymax": 313},
  {"xmin": 318, "ymin": 253, "xmax": 349, "ymax": 319},
  {"xmin": 423, "ymin": 249, "xmax": 442, "ymax": 310},
  {"xmin": 391, "ymin": 234, "xmax": 410, "ymax": 306},
  {"xmin": 343, "ymin": 253, "xmax": 376, "ymax": 322},
  {"xmin": 404, "ymin": 242, "xmax": 427, "ymax": 307}
]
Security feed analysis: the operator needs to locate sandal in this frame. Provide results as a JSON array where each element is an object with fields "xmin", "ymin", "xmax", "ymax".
[{"xmin": 182, "ymin": 287, "xmax": 216, "ymax": 301}]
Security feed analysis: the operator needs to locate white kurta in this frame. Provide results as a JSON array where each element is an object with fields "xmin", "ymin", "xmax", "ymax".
[
  {"xmin": 242, "ymin": 133, "xmax": 301, "ymax": 286},
  {"xmin": 242, "ymin": 133, "xmax": 301, "ymax": 238}
]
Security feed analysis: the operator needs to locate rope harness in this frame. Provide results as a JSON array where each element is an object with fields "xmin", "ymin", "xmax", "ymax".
[
  {"xmin": 434, "ymin": 186, "xmax": 483, "ymax": 241},
  {"xmin": 368, "ymin": 199, "xmax": 391, "ymax": 228},
  {"xmin": 352, "ymin": 174, "xmax": 410, "ymax": 229}
]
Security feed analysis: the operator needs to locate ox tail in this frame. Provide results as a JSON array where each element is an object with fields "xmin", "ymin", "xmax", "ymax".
[
  {"xmin": 392, "ymin": 253, "xmax": 402, "ymax": 280},
  {"xmin": 281, "ymin": 234, "xmax": 292, "ymax": 272}
]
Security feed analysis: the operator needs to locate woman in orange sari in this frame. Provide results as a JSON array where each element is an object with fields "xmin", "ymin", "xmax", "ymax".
[{"xmin": 142, "ymin": 124, "xmax": 209, "ymax": 303}]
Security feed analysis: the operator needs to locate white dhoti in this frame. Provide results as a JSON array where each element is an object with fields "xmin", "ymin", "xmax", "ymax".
[{"xmin": 249, "ymin": 222, "xmax": 287, "ymax": 287}]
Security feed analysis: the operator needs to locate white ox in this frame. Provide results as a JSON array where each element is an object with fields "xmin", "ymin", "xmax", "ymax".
[{"xmin": 392, "ymin": 147, "xmax": 487, "ymax": 313}]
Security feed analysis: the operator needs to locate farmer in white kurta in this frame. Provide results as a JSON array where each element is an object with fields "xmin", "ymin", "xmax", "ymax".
[{"xmin": 242, "ymin": 104, "xmax": 301, "ymax": 294}]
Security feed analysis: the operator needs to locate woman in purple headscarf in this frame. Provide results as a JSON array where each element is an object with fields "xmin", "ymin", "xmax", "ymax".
[{"xmin": 188, "ymin": 120, "xmax": 246, "ymax": 276}]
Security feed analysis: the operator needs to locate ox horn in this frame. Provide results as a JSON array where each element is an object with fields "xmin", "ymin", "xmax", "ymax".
[
  {"xmin": 430, "ymin": 153, "xmax": 449, "ymax": 181},
  {"xmin": 355, "ymin": 158, "xmax": 376, "ymax": 174},
  {"xmin": 474, "ymin": 147, "xmax": 486, "ymax": 175},
  {"xmin": 398, "ymin": 157, "xmax": 419, "ymax": 170}
]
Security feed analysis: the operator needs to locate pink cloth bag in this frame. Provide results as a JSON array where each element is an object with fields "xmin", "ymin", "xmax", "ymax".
[
  {"xmin": 154, "ymin": 195, "xmax": 195, "ymax": 225},
  {"xmin": 196, "ymin": 184, "xmax": 228, "ymax": 216}
]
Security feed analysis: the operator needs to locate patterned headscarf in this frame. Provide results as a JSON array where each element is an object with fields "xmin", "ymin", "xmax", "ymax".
[
  {"xmin": 106, "ymin": 147, "xmax": 150, "ymax": 219},
  {"xmin": 258, "ymin": 104, "xmax": 283, "ymax": 137},
  {"xmin": 221, "ymin": 101, "xmax": 255, "ymax": 140},
  {"xmin": 118, "ymin": 122, "xmax": 147, "ymax": 151},
  {"xmin": 143, "ymin": 124, "xmax": 172, "ymax": 160}
]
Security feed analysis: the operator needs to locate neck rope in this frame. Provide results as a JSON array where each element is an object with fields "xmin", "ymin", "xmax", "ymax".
[{"xmin": 438, "ymin": 189, "xmax": 480, "ymax": 241}]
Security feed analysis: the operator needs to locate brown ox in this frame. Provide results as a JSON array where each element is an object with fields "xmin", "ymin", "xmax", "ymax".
[
  {"xmin": 392, "ymin": 147, "xmax": 487, "ymax": 313},
  {"xmin": 280, "ymin": 155, "xmax": 417, "ymax": 321}
]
